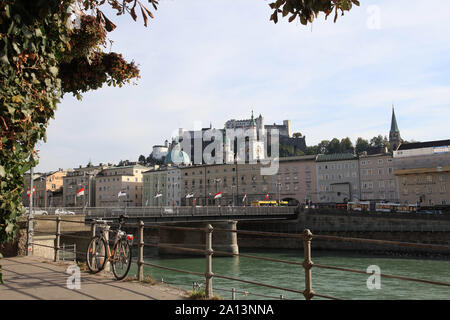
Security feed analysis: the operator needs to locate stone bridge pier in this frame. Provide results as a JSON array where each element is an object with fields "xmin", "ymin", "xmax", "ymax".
[{"xmin": 152, "ymin": 220, "xmax": 239, "ymax": 256}]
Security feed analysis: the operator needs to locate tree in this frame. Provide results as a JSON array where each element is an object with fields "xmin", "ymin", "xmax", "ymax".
[
  {"xmin": 340, "ymin": 137, "xmax": 354, "ymax": 154},
  {"xmin": 370, "ymin": 135, "xmax": 389, "ymax": 148},
  {"xmin": 0, "ymin": 0, "xmax": 158, "ymax": 246},
  {"xmin": 304, "ymin": 145, "xmax": 320, "ymax": 155},
  {"xmin": 327, "ymin": 138, "xmax": 341, "ymax": 154},
  {"xmin": 138, "ymin": 155, "xmax": 146, "ymax": 164},
  {"xmin": 355, "ymin": 137, "xmax": 370, "ymax": 154},
  {"xmin": 269, "ymin": 0, "xmax": 360, "ymax": 25},
  {"xmin": 317, "ymin": 140, "xmax": 330, "ymax": 154}
]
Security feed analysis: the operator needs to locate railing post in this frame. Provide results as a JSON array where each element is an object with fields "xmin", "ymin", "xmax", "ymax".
[
  {"xmin": 205, "ymin": 224, "xmax": 214, "ymax": 299},
  {"xmin": 231, "ymin": 287, "xmax": 236, "ymax": 300},
  {"xmin": 302, "ymin": 229, "xmax": 314, "ymax": 300},
  {"xmin": 138, "ymin": 220, "xmax": 145, "ymax": 282},
  {"xmin": 91, "ymin": 221, "xmax": 96, "ymax": 238},
  {"xmin": 54, "ymin": 216, "xmax": 61, "ymax": 262}
]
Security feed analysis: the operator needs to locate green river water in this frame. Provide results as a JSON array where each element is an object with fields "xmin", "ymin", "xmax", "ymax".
[{"xmin": 128, "ymin": 249, "xmax": 450, "ymax": 300}]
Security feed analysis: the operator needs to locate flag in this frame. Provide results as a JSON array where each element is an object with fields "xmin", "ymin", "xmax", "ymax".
[
  {"xmin": 118, "ymin": 191, "xmax": 126, "ymax": 197},
  {"xmin": 154, "ymin": 192, "xmax": 162, "ymax": 198},
  {"xmin": 242, "ymin": 193, "xmax": 247, "ymax": 203},
  {"xmin": 76, "ymin": 187, "xmax": 85, "ymax": 197},
  {"xmin": 214, "ymin": 191, "xmax": 222, "ymax": 199},
  {"xmin": 26, "ymin": 187, "xmax": 35, "ymax": 197},
  {"xmin": 186, "ymin": 193, "xmax": 194, "ymax": 198},
  {"xmin": 264, "ymin": 193, "xmax": 269, "ymax": 200}
]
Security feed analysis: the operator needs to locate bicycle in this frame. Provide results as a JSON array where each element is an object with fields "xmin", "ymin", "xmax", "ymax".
[{"xmin": 86, "ymin": 215, "xmax": 134, "ymax": 280}]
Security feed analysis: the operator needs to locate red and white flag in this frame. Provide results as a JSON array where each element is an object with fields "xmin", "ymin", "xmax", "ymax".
[
  {"xmin": 26, "ymin": 187, "xmax": 35, "ymax": 197},
  {"xmin": 214, "ymin": 191, "xmax": 222, "ymax": 199},
  {"xmin": 264, "ymin": 193, "xmax": 269, "ymax": 200},
  {"xmin": 76, "ymin": 187, "xmax": 85, "ymax": 197}
]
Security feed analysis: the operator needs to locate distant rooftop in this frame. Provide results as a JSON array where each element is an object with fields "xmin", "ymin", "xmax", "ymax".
[
  {"xmin": 316, "ymin": 153, "xmax": 357, "ymax": 162},
  {"xmin": 280, "ymin": 155, "xmax": 317, "ymax": 162},
  {"xmin": 397, "ymin": 139, "xmax": 450, "ymax": 151}
]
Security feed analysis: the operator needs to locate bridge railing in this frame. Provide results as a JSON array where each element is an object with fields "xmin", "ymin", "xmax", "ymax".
[
  {"xmin": 26, "ymin": 205, "xmax": 297, "ymax": 219},
  {"xmin": 27, "ymin": 215, "xmax": 450, "ymax": 300}
]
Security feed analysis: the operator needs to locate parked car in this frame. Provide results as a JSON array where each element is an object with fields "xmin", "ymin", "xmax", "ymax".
[
  {"xmin": 33, "ymin": 210, "xmax": 48, "ymax": 215},
  {"xmin": 55, "ymin": 208, "xmax": 75, "ymax": 215}
]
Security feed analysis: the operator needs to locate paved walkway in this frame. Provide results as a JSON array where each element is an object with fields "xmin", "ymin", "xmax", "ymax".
[{"xmin": 0, "ymin": 256, "xmax": 189, "ymax": 300}]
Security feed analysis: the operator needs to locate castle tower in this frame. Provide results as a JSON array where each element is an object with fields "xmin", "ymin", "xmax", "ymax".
[{"xmin": 389, "ymin": 106, "xmax": 402, "ymax": 152}]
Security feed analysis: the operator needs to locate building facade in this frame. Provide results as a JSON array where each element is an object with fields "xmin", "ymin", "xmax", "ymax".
[
  {"xmin": 95, "ymin": 164, "xmax": 147, "ymax": 207},
  {"xmin": 167, "ymin": 167, "xmax": 182, "ymax": 206},
  {"xmin": 63, "ymin": 164, "xmax": 108, "ymax": 207},
  {"xmin": 180, "ymin": 162, "xmax": 277, "ymax": 206},
  {"xmin": 142, "ymin": 167, "xmax": 167, "ymax": 207},
  {"xmin": 31, "ymin": 170, "xmax": 67, "ymax": 208},
  {"xmin": 394, "ymin": 139, "xmax": 450, "ymax": 206},
  {"xmin": 359, "ymin": 152, "xmax": 398, "ymax": 202},
  {"xmin": 278, "ymin": 155, "xmax": 318, "ymax": 204},
  {"xmin": 316, "ymin": 153, "xmax": 360, "ymax": 203}
]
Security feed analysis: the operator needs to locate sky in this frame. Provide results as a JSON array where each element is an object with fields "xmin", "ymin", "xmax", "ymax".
[{"xmin": 35, "ymin": 0, "xmax": 450, "ymax": 172}]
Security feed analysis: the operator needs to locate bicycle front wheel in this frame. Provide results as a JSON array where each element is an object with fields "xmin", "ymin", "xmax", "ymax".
[
  {"xmin": 112, "ymin": 239, "xmax": 132, "ymax": 280},
  {"xmin": 86, "ymin": 236, "xmax": 107, "ymax": 273}
]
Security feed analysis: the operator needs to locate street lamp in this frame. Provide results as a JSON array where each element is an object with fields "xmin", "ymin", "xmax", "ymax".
[
  {"xmin": 276, "ymin": 182, "xmax": 282, "ymax": 205},
  {"xmin": 231, "ymin": 185, "xmax": 237, "ymax": 207}
]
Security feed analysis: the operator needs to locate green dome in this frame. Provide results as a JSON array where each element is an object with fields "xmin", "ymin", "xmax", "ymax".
[{"xmin": 165, "ymin": 144, "xmax": 191, "ymax": 165}]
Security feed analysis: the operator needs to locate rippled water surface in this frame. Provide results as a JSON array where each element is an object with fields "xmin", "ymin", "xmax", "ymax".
[{"xmin": 128, "ymin": 249, "xmax": 450, "ymax": 300}]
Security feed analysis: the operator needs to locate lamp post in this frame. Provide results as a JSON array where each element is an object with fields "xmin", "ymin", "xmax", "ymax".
[
  {"xmin": 276, "ymin": 182, "xmax": 282, "ymax": 205},
  {"xmin": 231, "ymin": 185, "xmax": 236, "ymax": 207}
]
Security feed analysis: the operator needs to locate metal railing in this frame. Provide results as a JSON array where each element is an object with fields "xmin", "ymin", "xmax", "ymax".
[
  {"xmin": 26, "ymin": 206, "xmax": 297, "ymax": 218},
  {"xmin": 28, "ymin": 215, "xmax": 450, "ymax": 300}
]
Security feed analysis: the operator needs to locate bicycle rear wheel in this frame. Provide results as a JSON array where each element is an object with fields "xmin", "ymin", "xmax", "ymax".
[
  {"xmin": 86, "ymin": 236, "xmax": 107, "ymax": 273},
  {"xmin": 111, "ymin": 239, "xmax": 132, "ymax": 280}
]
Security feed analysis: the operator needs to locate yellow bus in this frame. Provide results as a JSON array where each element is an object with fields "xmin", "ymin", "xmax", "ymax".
[
  {"xmin": 347, "ymin": 201, "xmax": 370, "ymax": 212},
  {"xmin": 251, "ymin": 200, "xmax": 289, "ymax": 207}
]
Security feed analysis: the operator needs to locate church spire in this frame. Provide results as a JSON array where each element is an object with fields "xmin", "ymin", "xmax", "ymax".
[
  {"xmin": 389, "ymin": 105, "xmax": 402, "ymax": 152},
  {"xmin": 390, "ymin": 105, "xmax": 399, "ymax": 133}
]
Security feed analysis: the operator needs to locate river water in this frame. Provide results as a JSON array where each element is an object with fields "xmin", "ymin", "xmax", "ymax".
[{"xmin": 128, "ymin": 249, "xmax": 450, "ymax": 300}]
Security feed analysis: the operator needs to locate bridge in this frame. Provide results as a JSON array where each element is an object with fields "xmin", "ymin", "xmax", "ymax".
[{"xmin": 27, "ymin": 206, "xmax": 299, "ymax": 223}]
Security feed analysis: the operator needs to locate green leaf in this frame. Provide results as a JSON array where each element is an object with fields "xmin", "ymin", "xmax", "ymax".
[
  {"xmin": 49, "ymin": 66, "xmax": 58, "ymax": 77},
  {"xmin": 0, "ymin": 166, "xmax": 5, "ymax": 178}
]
